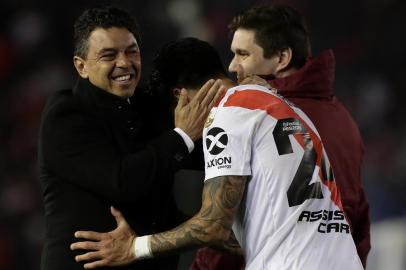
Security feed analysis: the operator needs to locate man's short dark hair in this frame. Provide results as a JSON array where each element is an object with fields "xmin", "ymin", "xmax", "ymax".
[
  {"xmin": 73, "ymin": 6, "xmax": 140, "ymax": 58},
  {"xmin": 229, "ymin": 5, "xmax": 311, "ymax": 69},
  {"xmin": 148, "ymin": 37, "xmax": 227, "ymax": 105}
]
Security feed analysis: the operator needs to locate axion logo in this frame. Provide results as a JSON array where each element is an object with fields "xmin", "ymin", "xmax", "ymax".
[{"xmin": 206, "ymin": 127, "xmax": 228, "ymax": 155}]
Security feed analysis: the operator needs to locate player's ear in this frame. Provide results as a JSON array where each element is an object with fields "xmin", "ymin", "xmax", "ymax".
[
  {"xmin": 73, "ymin": 56, "xmax": 89, "ymax": 79},
  {"xmin": 173, "ymin": 87, "xmax": 181, "ymax": 101},
  {"xmin": 275, "ymin": 47, "xmax": 292, "ymax": 73}
]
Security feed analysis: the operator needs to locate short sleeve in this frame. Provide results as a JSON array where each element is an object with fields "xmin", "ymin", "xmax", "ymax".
[{"xmin": 203, "ymin": 105, "xmax": 259, "ymax": 181}]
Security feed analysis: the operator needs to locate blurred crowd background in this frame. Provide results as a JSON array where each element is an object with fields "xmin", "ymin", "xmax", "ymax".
[{"xmin": 0, "ymin": 0, "xmax": 405, "ymax": 269}]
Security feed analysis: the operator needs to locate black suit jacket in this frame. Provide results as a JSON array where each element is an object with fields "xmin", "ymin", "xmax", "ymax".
[{"xmin": 38, "ymin": 78, "xmax": 189, "ymax": 270}]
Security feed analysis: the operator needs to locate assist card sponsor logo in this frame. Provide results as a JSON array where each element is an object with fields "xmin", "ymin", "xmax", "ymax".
[{"xmin": 298, "ymin": 210, "xmax": 350, "ymax": 234}]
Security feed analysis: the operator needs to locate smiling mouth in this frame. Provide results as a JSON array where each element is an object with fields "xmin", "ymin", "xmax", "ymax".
[{"xmin": 112, "ymin": 74, "xmax": 135, "ymax": 82}]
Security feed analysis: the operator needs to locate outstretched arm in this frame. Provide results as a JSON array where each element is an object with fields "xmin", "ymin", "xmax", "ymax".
[
  {"xmin": 71, "ymin": 175, "xmax": 247, "ymax": 269},
  {"xmin": 149, "ymin": 175, "xmax": 246, "ymax": 254}
]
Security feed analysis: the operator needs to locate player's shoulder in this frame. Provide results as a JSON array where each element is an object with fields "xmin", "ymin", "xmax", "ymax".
[
  {"xmin": 41, "ymin": 88, "xmax": 85, "ymax": 123},
  {"xmin": 219, "ymin": 84, "xmax": 285, "ymax": 111},
  {"xmin": 44, "ymin": 89, "xmax": 75, "ymax": 111},
  {"xmin": 227, "ymin": 84, "xmax": 270, "ymax": 96},
  {"xmin": 47, "ymin": 88, "xmax": 73, "ymax": 101}
]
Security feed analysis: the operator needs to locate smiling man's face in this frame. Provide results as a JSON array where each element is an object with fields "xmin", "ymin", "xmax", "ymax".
[
  {"xmin": 229, "ymin": 28, "xmax": 280, "ymax": 80},
  {"xmin": 74, "ymin": 27, "xmax": 141, "ymax": 98}
]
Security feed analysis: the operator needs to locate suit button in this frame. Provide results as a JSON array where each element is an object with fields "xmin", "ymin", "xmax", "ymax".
[{"xmin": 174, "ymin": 153, "xmax": 184, "ymax": 161}]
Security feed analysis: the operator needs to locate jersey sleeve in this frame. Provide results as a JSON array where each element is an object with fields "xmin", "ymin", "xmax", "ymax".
[{"xmin": 203, "ymin": 103, "xmax": 259, "ymax": 181}]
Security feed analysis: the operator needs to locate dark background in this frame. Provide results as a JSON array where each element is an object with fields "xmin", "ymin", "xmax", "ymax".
[{"xmin": 0, "ymin": 0, "xmax": 405, "ymax": 269}]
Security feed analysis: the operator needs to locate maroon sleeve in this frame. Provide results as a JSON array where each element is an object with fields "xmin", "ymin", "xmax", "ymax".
[
  {"xmin": 353, "ymin": 188, "xmax": 371, "ymax": 267},
  {"xmin": 189, "ymin": 247, "xmax": 244, "ymax": 270}
]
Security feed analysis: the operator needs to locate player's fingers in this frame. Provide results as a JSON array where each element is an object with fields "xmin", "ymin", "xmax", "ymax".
[
  {"xmin": 199, "ymin": 79, "xmax": 223, "ymax": 108},
  {"xmin": 240, "ymin": 75, "xmax": 270, "ymax": 88},
  {"xmin": 239, "ymin": 76, "xmax": 254, "ymax": 85},
  {"xmin": 75, "ymin": 231, "xmax": 103, "ymax": 241},
  {"xmin": 191, "ymin": 79, "xmax": 215, "ymax": 103},
  {"xmin": 84, "ymin": 259, "xmax": 109, "ymax": 269},
  {"xmin": 175, "ymin": 88, "xmax": 188, "ymax": 111},
  {"xmin": 75, "ymin": 251, "xmax": 101, "ymax": 262},
  {"xmin": 208, "ymin": 85, "xmax": 226, "ymax": 109},
  {"xmin": 70, "ymin": 240, "xmax": 99, "ymax": 251},
  {"xmin": 110, "ymin": 206, "xmax": 127, "ymax": 227}
]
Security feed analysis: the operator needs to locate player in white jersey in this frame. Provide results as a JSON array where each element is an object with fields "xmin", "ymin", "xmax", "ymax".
[
  {"xmin": 71, "ymin": 38, "xmax": 363, "ymax": 270},
  {"xmin": 204, "ymin": 83, "xmax": 363, "ymax": 269}
]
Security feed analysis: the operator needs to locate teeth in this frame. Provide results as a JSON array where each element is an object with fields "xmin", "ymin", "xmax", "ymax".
[{"xmin": 114, "ymin": 75, "xmax": 131, "ymax": 81}]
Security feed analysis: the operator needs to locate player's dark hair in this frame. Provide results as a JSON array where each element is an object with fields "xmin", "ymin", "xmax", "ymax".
[
  {"xmin": 73, "ymin": 6, "xmax": 140, "ymax": 58},
  {"xmin": 229, "ymin": 5, "xmax": 311, "ymax": 69},
  {"xmin": 148, "ymin": 37, "xmax": 227, "ymax": 106}
]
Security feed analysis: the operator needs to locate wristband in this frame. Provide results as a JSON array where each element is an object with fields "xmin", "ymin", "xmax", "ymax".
[{"xmin": 133, "ymin": 235, "xmax": 153, "ymax": 260}]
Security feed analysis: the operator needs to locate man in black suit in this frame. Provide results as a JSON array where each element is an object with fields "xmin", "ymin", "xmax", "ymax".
[{"xmin": 38, "ymin": 7, "xmax": 223, "ymax": 270}]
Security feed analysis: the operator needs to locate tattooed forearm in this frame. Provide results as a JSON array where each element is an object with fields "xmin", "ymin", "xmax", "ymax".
[{"xmin": 149, "ymin": 175, "xmax": 247, "ymax": 256}]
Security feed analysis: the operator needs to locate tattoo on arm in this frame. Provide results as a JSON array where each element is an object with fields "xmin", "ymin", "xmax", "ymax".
[{"xmin": 149, "ymin": 175, "xmax": 247, "ymax": 256}]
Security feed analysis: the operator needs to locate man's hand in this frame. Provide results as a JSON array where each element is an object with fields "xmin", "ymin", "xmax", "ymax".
[
  {"xmin": 236, "ymin": 64, "xmax": 271, "ymax": 89},
  {"xmin": 175, "ymin": 79, "xmax": 225, "ymax": 141},
  {"xmin": 240, "ymin": 75, "xmax": 271, "ymax": 88},
  {"xmin": 70, "ymin": 207, "xmax": 136, "ymax": 269}
]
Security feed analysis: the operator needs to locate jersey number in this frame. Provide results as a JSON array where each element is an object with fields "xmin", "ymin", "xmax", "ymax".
[{"xmin": 273, "ymin": 118, "xmax": 324, "ymax": 207}]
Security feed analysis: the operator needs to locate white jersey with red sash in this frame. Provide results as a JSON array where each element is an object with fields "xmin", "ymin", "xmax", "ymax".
[{"xmin": 202, "ymin": 85, "xmax": 363, "ymax": 270}]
